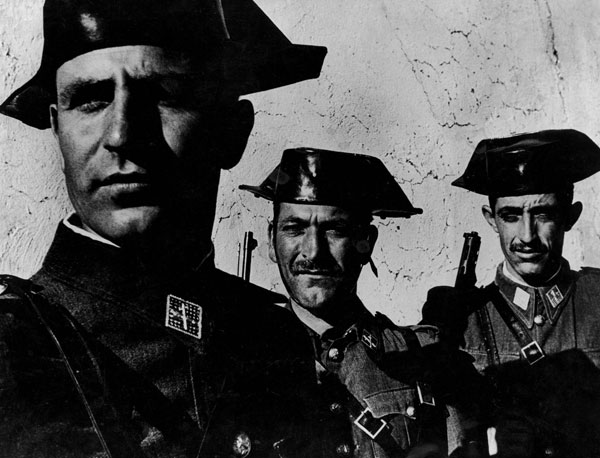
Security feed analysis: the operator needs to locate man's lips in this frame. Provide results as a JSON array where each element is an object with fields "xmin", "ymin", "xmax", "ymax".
[
  {"xmin": 99, "ymin": 172, "xmax": 152, "ymax": 188},
  {"xmin": 513, "ymin": 249, "xmax": 545, "ymax": 260},
  {"xmin": 95, "ymin": 172, "xmax": 160, "ymax": 206},
  {"xmin": 292, "ymin": 270, "xmax": 340, "ymax": 277}
]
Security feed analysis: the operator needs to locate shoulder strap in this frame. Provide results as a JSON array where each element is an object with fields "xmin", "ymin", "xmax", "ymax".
[{"xmin": 483, "ymin": 284, "xmax": 545, "ymax": 366}]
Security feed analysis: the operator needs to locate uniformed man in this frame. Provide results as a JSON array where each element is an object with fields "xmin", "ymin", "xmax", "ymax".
[
  {"xmin": 422, "ymin": 129, "xmax": 600, "ymax": 457},
  {"xmin": 241, "ymin": 148, "xmax": 484, "ymax": 458},
  {"xmin": 0, "ymin": 0, "xmax": 326, "ymax": 456}
]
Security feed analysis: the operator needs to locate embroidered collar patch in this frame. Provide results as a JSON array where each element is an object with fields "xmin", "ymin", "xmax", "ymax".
[{"xmin": 165, "ymin": 294, "xmax": 203, "ymax": 339}]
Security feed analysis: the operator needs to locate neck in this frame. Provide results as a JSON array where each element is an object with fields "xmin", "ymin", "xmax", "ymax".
[
  {"xmin": 291, "ymin": 294, "xmax": 363, "ymax": 332},
  {"xmin": 503, "ymin": 260, "xmax": 562, "ymax": 288}
]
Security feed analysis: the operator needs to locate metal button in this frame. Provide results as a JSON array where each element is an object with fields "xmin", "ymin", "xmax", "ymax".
[
  {"xmin": 544, "ymin": 446, "xmax": 555, "ymax": 456},
  {"xmin": 329, "ymin": 402, "xmax": 343, "ymax": 414},
  {"xmin": 336, "ymin": 443, "xmax": 351, "ymax": 456},
  {"xmin": 534, "ymin": 314, "xmax": 546, "ymax": 326},
  {"xmin": 328, "ymin": 347, "xmax": 342, "ymax": 362},
  {"xmin": 405, "ymin": 406, "xmax": 416, "ymax": 417},
  {"xmin": 232, "ymin": 432, "xmax": 252, "ymax": 457}
]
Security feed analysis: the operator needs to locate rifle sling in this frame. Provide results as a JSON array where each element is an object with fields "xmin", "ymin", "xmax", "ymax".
[{"xmin": 483, "ymin": 284, "xmax": 545, "ymax": 366}]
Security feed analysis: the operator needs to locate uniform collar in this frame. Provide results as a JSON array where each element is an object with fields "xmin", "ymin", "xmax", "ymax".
[
  {"xmin": 63, "ymin": 213, "xmax": 120, "ymax": 248},
  {"xmin": 495, "ymin": 259, "xmax": 575, "ymax": 329}
]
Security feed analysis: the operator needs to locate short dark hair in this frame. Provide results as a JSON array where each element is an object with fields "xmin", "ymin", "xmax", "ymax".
[{"xmin": 488, "ymin": 185, "xmax": 574, "ymax": 214}]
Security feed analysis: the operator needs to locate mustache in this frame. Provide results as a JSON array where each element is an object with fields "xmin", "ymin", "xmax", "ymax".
[
  {"xmin": 290, "ymin": 259, "xmax": 342, "ymax": 276},
  {"xmin": 510, "ymin": 240, "xmax": 547, "ymax": 254}
]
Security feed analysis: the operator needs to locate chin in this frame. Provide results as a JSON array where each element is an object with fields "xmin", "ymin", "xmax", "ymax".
[{"xmin": 87, "ymin": 206, "xmax": 162, "ymax": 243}]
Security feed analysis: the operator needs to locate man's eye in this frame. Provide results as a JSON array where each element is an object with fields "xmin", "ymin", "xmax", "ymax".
[
  {"xmin": 327, "ymin": 227, "xmax": 351, "ymax": 237},
  {"xmin": 76, "ymin": 100, "xmax": 110, "ymax": 112},
  {"xmin": 280, "ymin": 224, "xmax": 304, "ymax": 235},
  {"xmin": 535, "ymin": 212, "xmax": 557, "ymax": 223},
  {"xmin": 498, "ymin": 213, "xmax": 519, "ymax": 223}
]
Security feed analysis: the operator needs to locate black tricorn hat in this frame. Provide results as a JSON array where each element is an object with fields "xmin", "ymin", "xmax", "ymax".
[
  {"xmin": 452, "ymin": 129, "xmax": 600, "ymax": 196},
  {"xmin": 239, "ymin": 147, "xmax": 423, "ymax": 218},
  {"xmin": 0, "ymin": 0, "xmax": 327, "ymax": 129}
]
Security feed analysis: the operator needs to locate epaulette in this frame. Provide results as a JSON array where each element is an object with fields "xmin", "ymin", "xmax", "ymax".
[{"xmin": 579, "ymin": 266, "xmax": 600, "ymax": 275}]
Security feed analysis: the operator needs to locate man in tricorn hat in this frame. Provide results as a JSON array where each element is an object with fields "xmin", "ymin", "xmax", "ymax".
[
  {"xmin": 422, "ymin": 129, "xmax": 600, "ymax": 457},
  {"xmin": 241, "ymin": 148, "xmax": 484, "ymax": 458},
  {"xmin": 0, "ymin": 0, "xmax": 326, "ymax": 456}
]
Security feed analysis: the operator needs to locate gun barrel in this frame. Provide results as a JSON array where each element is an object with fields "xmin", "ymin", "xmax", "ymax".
[{"xmin": 455, "ymin": 231, "xmax": 481, "ymax": 289}]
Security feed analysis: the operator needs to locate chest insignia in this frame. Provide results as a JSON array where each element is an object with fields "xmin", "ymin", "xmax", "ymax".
[
  {"xmin": 165, "ymin": 294, "xmax": 203, "ymax": 339},
  {"xmin": 545, "ymin": 285, "xmax": 564, "ymax": 308}
]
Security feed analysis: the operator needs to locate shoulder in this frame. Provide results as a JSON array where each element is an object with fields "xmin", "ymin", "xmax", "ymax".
[
  {"xmin": 573, "ymin": 266, "xmax": 600, "ymax": 290},
  {"xmin": 370, "ymin": 312, "xmax": 440, "ymax": 353},
  {"xmin": 209, "ymin": 269, "xmax": 310, "ymax": 355}
]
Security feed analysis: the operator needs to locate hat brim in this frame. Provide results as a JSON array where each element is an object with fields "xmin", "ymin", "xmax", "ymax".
[{"xmin": 0, "ymin": 42, "xmax": 326, "ymax": 129}]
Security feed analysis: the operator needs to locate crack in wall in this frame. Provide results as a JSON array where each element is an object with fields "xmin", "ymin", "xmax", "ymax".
[{"xmin": 535, "ymin": 0, "xmax": 567, "ymax": 119}]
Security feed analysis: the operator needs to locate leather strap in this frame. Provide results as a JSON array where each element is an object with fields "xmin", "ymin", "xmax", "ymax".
[{"xmin": 484, "ymin": 284, "xmax": 545, "ymax": 365}]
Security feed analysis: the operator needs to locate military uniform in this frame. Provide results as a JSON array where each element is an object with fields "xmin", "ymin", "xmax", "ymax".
[
  {"xmin": 465, "ymin": 261, "xmax": 600, "ymax": 371},
  {"xmin": 0, "ymin": 220, "xmax": 319, "ymax": 457},
  {"xmin": 423, "ymin": 129, "xmax": 600, "ymax": 457},
  {"xmin": 288, "ymin": 297, "xmax": 485, "ymax": 458}
]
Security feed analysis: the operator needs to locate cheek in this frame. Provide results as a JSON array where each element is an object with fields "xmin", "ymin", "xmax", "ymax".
[{"xmin": 160, "ymin": 110, "xmax": 205, "ymax": 159}]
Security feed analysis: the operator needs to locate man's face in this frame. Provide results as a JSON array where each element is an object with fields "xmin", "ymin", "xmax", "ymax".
[
  {"xmin": 483, "ymin": 193, "xmax": 580, "ymax": 285},
  {"xmin": 270, "ymin": 203, "xmax": 375, "ymax": 313},
  {"xmin": 51, "ymin": 45, "xmax": 251, "ymax": 244}
]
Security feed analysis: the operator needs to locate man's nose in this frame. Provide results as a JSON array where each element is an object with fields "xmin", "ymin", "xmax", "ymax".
[
  {"xmin": 103, "ymin": 88, "xmax": 156, "ymax": 155},
  {"xmin": 301, "ymin": 228, "xmax": 325, "ymax": 261},
  {"xmin": 518, "ymin": 215, "xmax": 537, "ymax": 244}
]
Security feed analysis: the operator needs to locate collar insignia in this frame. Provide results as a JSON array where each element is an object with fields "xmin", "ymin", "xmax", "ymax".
[
  {"xmin": 545, "ymin": 285, "xmax": 564, "ymax": 308},
  {"xmin": 513, "ymin": 287, "xmax": 530, "ymax": 311},
  {"xmin": 165, "ymin": 294, "xmax": 202, "ymax": 339}
]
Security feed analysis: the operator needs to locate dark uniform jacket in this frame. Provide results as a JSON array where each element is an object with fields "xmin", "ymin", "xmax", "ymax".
[
  {"xmin": 464, "ymin": 260, "xmax": 600, "ymax": 371},
  {"xmin": 289, "ymin": 297, "xmax": 481, "ymax": 458},
  {"xmin": 0, "ymin": 221, "xmax": 318, "ymax": 458},
  {"xmin": 424, "ymin": 260, "xmax": 600, "ymax": 458}
]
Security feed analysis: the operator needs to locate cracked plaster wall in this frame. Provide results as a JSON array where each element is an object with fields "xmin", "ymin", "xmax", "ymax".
[{"xmin": 2, "ymin": 0, "xmax": 600, "ymax": 324}]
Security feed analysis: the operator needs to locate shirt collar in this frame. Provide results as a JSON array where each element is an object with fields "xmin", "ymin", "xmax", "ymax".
[
  {"xmin": 289, "ymin": 300, "xmax": 334, "ymax": 337},
  {"xmin": 63, "ymin": 213, "xmax": 120, "ymax": 248},
  {"xmin": 495, "ymin": 259, "xmax": 575, "ymax": 328}
]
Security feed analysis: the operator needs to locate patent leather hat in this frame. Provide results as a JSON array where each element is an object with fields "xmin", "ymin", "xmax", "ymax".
[
  {"xmin": 0, "ymin": 0, "xmax": 327, "ymax": 129},
  {"xmin": 240, "ymin": 148, "xmax": 423, "ymax": 218},
  {"xmin": 452, "ymin": 129, "xmax": 600, "ymax": 196}
]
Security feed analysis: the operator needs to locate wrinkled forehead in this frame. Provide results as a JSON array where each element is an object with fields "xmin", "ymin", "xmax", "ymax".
[
  {"xmin": 275, "ymin": 202, "xmax": 370, "ymax": 224},
  {"xmin": 56, "ymin": 45, "xmax": 218, "ymax": 86},
  {"xmin": 493, "ymin": 192, "xmax": 563, "ymax": 210}
]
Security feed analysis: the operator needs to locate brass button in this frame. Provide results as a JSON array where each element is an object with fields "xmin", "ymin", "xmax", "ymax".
[
  {"xmin": 534, "ymin": 315, "xmax": 545, "ymax": 326},
  {"xmin": 328, "ymin": 347, "xmax": 343, "ymax": 362},
  {"xmin": 329, "ymin": 402, "xmax": 343, "ymax": 414},
  {"xmin": 232, "ymin": 432, "xmax": 252, "ymax": 457},
  {"xmin": 336, "ymin": 443, "xmax": 351, "ymax": 456},
  {"xmin": 405, "ymin": 406, "xmax": 416, "ymax": 417}
]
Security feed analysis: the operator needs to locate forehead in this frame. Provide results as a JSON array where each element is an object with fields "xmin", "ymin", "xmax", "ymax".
[
  {"xmin": 55, "ymin": 45, "xmax": 200, "ymax": 87},
  {"xmin": 277, "ymin": 203, "xmax": 353, "ymax": 221},
  {"xmin": 494, "ymin": 193, "xmax": 560, "ymax": 210}
]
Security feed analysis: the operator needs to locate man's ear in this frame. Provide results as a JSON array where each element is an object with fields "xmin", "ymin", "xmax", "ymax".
[
  {"xmin": 482, "ymin": 205, "xmax": 499, "ymax": 233},
  {"xmin": 268, "ymin": 220, "xmax": 277, "ymax": 263},
  {"xmin": 49, "ymin": 104, "xmax": 59, "ymax": 140},
  {"xmin": 356, "ymin": 225, "xmax": 378, "ymax": 264},
  {"xmin": 565, "ymin": 201, "xmax": 583, "ymax": 231},
  {"xmin": 216, "ymin": 99, "xmax": 255, "ymax": 170}
]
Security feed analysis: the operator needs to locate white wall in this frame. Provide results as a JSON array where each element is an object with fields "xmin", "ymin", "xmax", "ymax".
[{"xmin": 2, "ymin": 0, "xmax": 600, "ymax": 324}]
